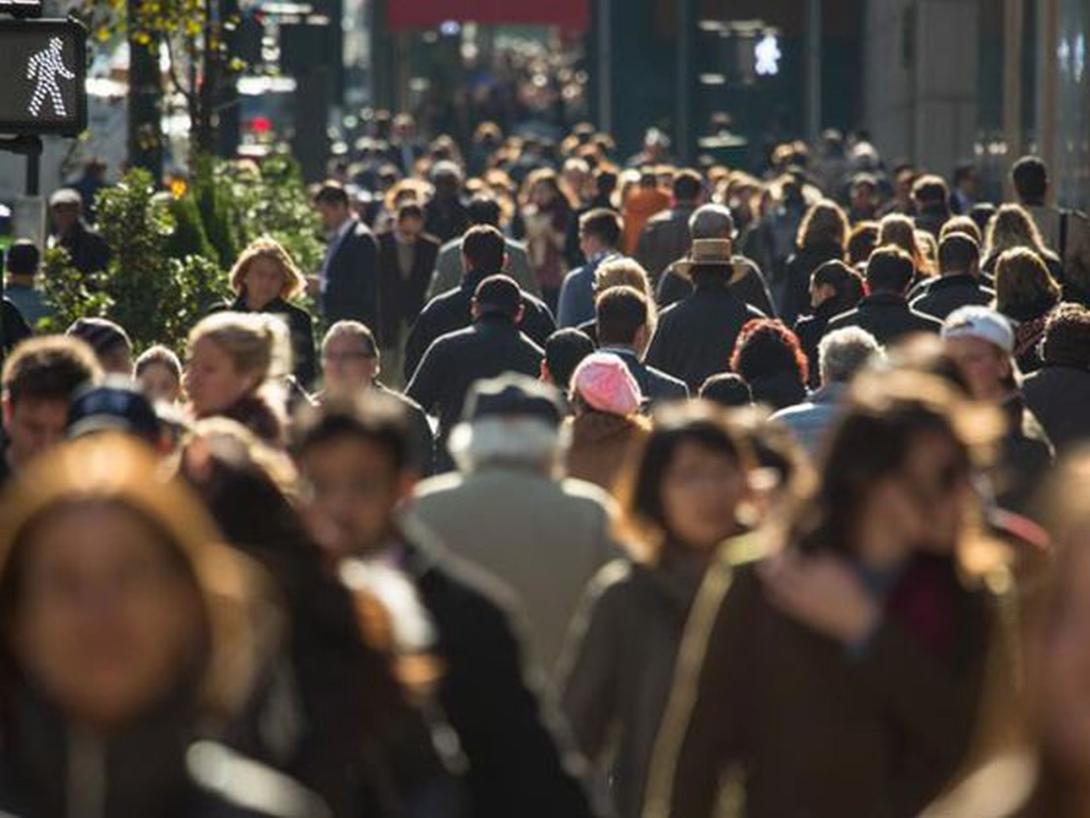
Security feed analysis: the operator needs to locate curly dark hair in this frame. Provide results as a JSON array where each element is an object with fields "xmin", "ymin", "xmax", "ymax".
[
  {"xmin": 730, "ymin": 318, "xmax": 809, "ymax": 385},
  {"xmin": 1041, "ymin": 303, "xmax": 1090, "ymax": 369}
]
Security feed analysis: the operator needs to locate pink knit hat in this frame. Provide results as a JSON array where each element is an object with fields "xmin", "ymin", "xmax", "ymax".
[{"xmin": 571, "ymin": 352, "xmax": 643, "ymax": 416}]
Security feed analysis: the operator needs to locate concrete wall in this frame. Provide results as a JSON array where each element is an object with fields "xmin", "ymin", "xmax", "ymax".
[{"xmin": 864, "ymin": 0, "xmax": 978, "ymax": 176}]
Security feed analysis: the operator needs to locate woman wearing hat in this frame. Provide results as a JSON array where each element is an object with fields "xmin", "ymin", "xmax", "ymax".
[
  {"xmin": 645, "ymin": 238, "xmax": 766, "ymax": 392},
  {"xmin": 564, "ymin": 352, "xmax": 651, "ymax": 494}
]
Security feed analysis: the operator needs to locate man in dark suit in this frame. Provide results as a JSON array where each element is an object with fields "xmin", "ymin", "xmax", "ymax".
[
  {"xmin": 314, "ymin": 182, "xmax": 380, "ymax": 329},
  {"xmin": 407, "ymin": 275, "xmax": 544, "ymax": 472},
  {"xmin": 910, "ymin": 233, "xmax": 994, "ymax": 321},
  {"xmin": 596, "ymin": 285, "xmax": 688, "ymax": 405},
  {"xmin": 376, "ymin": 202, "xmax": 441, "ymax": 381},
  {"xmin": 404, "ymin": 225, "xmax": 555, "ymax": 382},
  {"xmin": 826, "ymin": 245, "xmax": 943, "ymax": 345},
  {"xmin": 48, "ymin": 188, "xmax": 110, "ymax": 276}
]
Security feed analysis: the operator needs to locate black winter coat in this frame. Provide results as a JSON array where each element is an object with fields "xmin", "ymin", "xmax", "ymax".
[
  {"xmin": 778, "ymin": 243, "xmax": 844, "ymax": 328},
  {"xmin": 403, "ymin": 271, "xmax": 555, "ymax": 383},
  {"xmin": 0, "ymin": 687, "xmax": 326, "ymax": 818},
  {"xmin": 1022, "ymin": 365, "xmax": 1090, "ymax": 454},
  {"xmin": 406, "ymin": 315, "xmax": 544, "ymax": 470},
  {"xmin": 909, "ymin": 274, "xmax": 995, "ymax": 321},
  {"xmin": 794, "ymin": 300, "xmax": 853, "ymax": 389},
  {"xmin": 224, "ymin": 295, "xmax": 317, "ymax": 390},
  {"xmin": 645, "ymin": 280, "xmax": 765, "ymax": 392},
  {"xmin": 54, "ymin": 219, "xmax": 110, "ymax": 275},
  {"xmin": 656, "ymin": 256, "xmax": 775, "ymax": 317},
  {"xmin": 1, "ymin": 298, "xmax": 32, "ymax": 355},
  {"xmin": 397, "ymin": 522, "xmax": 596, "ymax": 818},
  {"xmin": 603, "ymin": 347, "xmax": 689, "ymax": 406},
  {"xmin": 824, "ymin": 292, "xmax": 943, "ymax": 346}
]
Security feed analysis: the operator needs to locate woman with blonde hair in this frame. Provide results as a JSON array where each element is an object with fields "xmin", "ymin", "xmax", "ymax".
[
  {"xmin": 223, "ymin": 236, "xmax": 316, "ymax": 389},
  {"xmin": 184, "ymin": 311, "xmax": 292, "ymax": 446},
  {"xmin": 780, "ymin": 199, "xmax": 849, "ymax": 326},
  {"xmin": 984, "ymin": 203, "xmax": 1064, "ymax": 283},
  {"xmin": 0, "ymin": 434, "xmax": 321, "ymax": 816},
  {"xmin": 993, "ymin": 246, "xmax": 1063, "ymax": 372}
]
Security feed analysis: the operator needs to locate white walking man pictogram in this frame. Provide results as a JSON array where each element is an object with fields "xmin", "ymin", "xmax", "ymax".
[{"xmin": 26, "ymin": 36, "xmax": 74, "ymax": 118}]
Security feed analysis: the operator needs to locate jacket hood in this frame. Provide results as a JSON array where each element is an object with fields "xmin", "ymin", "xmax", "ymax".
[{"xmin": 570, "ymin": 410, "xmax": 648, "ymax": 447}]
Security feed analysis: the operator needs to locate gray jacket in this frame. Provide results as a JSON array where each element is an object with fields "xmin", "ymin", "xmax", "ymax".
[
  {"xmin": 428, "ymin": 236, "xmax": 541, "ymax": 300},
  {"xmin": 411, "ymin": 466, "xmax": 618, "ymax": 673}
]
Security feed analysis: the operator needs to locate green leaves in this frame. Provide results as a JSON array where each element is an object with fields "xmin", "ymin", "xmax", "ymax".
[{"xmin": 42, "ymin": 154, "xmax": 320, "ymax": 355}]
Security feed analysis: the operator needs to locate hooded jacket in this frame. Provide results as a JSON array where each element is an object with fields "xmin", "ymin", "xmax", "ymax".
[{"xmin": 564, "ymin": 411, "xmax": 651, "ymax": 493}]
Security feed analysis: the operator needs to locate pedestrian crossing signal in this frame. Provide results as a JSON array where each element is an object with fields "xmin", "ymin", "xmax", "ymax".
[{"xmin": 0, "ymin": 19, "xmax": 86, "ymax": 136}]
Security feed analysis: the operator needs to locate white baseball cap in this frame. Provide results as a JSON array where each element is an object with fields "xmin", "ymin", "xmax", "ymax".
[{"xmin": 942, "ymin": 306, "xmax": 1015, "ymax": 354}]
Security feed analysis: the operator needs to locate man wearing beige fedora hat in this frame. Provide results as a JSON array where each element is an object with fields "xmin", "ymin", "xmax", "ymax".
[{"xmin": 645, "ymin": 237, "xmax": 766, "ymax": 391}]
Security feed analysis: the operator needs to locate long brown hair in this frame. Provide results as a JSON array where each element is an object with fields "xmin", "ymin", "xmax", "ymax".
[
  {"xmin": 789, "ymin": 370, "xmax": 1003, "ymax": 566},
  {"xmin": 0, "ymin": 434, "xmax": 275, "ymax": 724},
  {"xmin": 615, "ymin": 402, "xmax": 752, "ymax": 564}
]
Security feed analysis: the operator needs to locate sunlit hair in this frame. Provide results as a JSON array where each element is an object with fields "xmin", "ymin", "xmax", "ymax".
[
  {"xmin": 985, "ymin": 203, "xmax": 1053, "ymax": 263},
  {"xmin": 730, "ymin": 318, "xmax": 809, "ymax": 386},
  {"xmin": 878, "ymin": 213, "xmax": 931, "ymax": 274},
  {"xmin": 847, "ymin": 221, "xmax": 880, "ymax": 266},
  {"xmin": 228, "ymin": 237, "xmax": 307, "ymax": 301},
  {"xmin": 790, "ymin": 370, "xmax": 1004, "ymax": 570},
  {"xmin": 519, "ymin": 167, "xmax": 577, "ymax": 214},
  {"xmin": 994, "ymin": 247, "xmax": 1061, "ymax": 319},
  {"xmin": 187, "ymin": 311, "xmax": 292, "ymax": 386},
  {"xmin": 135, "ymin": 344, "xmax": 182, "ymax": 382},
  {"xmin": 0, "ymin": 434, "xmax": 275, "ymax": 722},
  {"xmin": 796, "ymin": 199, "xmax": 850, "ymax": 253},
  {"xmin": 615, "ymin": 401, "xmax": 752, "ymax": 564},
  {"xmin": 941, "ymin": 215, "xmax": 984, "ymax": 246},
  {"xmin": 916, "ymin": 230, "xmax": 938, "ymax": 269},
  {"xmin": 448, "ymin": 416, "xmax": 569, "ymax": 476},
  {"xmin": 594, "ymin": 257, "xmax": 658, "ymax": 328}
]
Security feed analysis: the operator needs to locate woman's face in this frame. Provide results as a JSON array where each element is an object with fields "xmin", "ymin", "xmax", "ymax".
[
  {"xmin": 869, "ymin": 430, "xmax": 972, "ymax": 559},
  {"xmin": 12, "ymin": 504, "xmax": 202, "ymax": 730},
  {"xmin": 139, "ymin": 362, "xmax": 182, "ymax": 405},
  {"xmin": 184, "ymin": 337, "xmax": 255, "ymax": 418},
  {"xmin": 531, "ymin": 181, "xmax": 556, "ymax": 208},
  {"xmin": 1034, "ymin": 536, "xmax": 1090, "ymax": 775},
  {"xmin": 243, "ymin": 257, "xmax": 286, "ymax": 310},
  {"xmin": 660, "ymin": 441, "xmax": 745, "ymax": 550}
]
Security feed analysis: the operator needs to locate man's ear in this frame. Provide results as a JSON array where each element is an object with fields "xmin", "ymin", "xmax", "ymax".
[
  {"xmin": 1, "ymin": 396, "xmax": 12, "ymax": 431},
  {"xmin": 514, "ymin": 304, "xmax": 526, "ymax": 326},
  {"xmin": 633, "ymin": 325, "xmax": 651, "ymax": 355},
  {"xmin": 471, "ymin": 298, "xmax": 481, "ymax": 321}
]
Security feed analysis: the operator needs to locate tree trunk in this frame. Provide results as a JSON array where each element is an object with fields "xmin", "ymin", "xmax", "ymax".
[{"xmin": 127, "ymin": 0, "xmax": 164, "ymax": 180}]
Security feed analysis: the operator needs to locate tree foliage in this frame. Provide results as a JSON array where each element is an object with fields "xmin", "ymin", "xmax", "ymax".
[{"xmin": 41, "ymin": 156, "xmax": 320, "ymax": 352}]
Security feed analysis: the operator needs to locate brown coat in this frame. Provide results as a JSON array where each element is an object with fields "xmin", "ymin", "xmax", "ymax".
[
  {"xmin": 645, "ymin": 545, "xmax": 1001, "ymax": 818},
  {"xmin": 564, "ymin": 412, "xmax": 651, "ymax": 494}
]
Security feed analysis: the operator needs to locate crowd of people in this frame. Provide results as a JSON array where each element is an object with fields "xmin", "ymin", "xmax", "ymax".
[{"xmin": 2, "ymin": 113, "xmax": 1090, "ymax": 818}]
